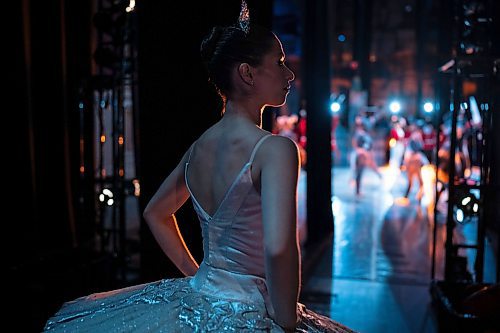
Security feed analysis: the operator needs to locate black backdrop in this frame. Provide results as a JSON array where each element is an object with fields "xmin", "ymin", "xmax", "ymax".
[{"xmin": 136, "ymin": 0, "xmax": 273, "ymax": 281}]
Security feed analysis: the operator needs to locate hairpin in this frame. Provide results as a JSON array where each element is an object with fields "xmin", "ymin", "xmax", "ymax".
[{"xmin": 238, "ymin": 0, "xmax": 250, "ymax": 34}]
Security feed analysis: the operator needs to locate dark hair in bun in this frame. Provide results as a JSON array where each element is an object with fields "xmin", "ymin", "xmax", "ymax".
[{"xmin": 200, "ymin": 24, "xmax": 275, "ymax": 99}]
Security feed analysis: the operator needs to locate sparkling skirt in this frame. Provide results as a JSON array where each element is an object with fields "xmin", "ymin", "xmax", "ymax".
[{"xmin": 44, "ymin": 277, "xmax": 357, "ymax": 332}]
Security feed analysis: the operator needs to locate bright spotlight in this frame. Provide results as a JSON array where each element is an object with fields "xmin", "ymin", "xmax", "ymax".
[
  {"xmin": 126, "ymin": 0, "xmax": 136, "ymax": 12},
  {"xmin": 456, "ymin": 208, "xmax": 464, "ymax": 223},
  {"xmin": 454, "ymin": 190, "xmax": 480, "ymax": 224},
  {"xmin": 330, "ymin": 102, "xmax": 341, "ymax": 113},
  {"xmin": 99, "ymin": 188, "xmax": 114, "ymax": 206},
  {"xmin": 423, "ymin": 102, "xmax": 434, "ymax": 113},
  {"xmin": 389, "ymin": 101, "xmax": 401, "ymax": 113}
]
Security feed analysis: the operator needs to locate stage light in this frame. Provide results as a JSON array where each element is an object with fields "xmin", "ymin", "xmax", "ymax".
[
  {"xmin": 99, "ymin": 188, "xmax": 114, "ymax": 206},
  {"xmin": 330, "ymin": 102, "xmax": 341, "ymax": 113},
  {"xmin": 126, "ymin": 0, "xmax": 136, "ymax": 12},
  {"xmin": 454, "ymin": 190, "xmax": 480, "ymax": 224},
  {"xmin": 133, "ymin": 179, "xmax": 140, "ymax": 197},
  {"xmin": 337, "ymin": 34, "xmax": 346, "ymax": 42},
  {"xmin": 456, "ymin": 208, "xmax": 464, "ymax": 223},
  {"xmin": 423, "ymin": 102, "xmax": 434, "ymax": 113},
  {"xmin": 389, "ymin": 101, "xmax": 401, "ymax": 113},
  {"xmin": 330, "ymin": 93, "xmax": 345, "ymax": 114}
]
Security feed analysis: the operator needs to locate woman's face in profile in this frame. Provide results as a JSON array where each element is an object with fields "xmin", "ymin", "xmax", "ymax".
[{"xmin": 252, "ymin": 35, "xmax": 295, "ymax": 107}]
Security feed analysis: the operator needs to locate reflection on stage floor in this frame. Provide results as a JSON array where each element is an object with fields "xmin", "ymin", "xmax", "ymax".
[{"xmin": 298, "ymin": 166, "xmax": 497, "ymax": 333}]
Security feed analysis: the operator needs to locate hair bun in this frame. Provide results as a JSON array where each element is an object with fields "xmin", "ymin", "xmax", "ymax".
[{"xmin": 200, "ymin": 26, "xmax": 225, "ymax": 65}]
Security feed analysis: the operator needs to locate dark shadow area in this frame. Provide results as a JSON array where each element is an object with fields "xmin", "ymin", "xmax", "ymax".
[{"xmin": 380, "ymin": 202, "xmax": 436, "ymax": 284}]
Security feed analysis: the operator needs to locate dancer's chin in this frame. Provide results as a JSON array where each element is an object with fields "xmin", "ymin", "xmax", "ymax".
[
  {"xmin": 269, "ymin": 96, "xmax": 288, "ymax": 107},
  {"xmin": 268, "ymin": 101, "xmax": 286, "ymax": 108}
]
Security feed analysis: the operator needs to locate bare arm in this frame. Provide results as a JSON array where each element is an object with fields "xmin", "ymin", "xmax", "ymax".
[
  {"xmin": 143, "ymin": 146, "xmax": 199, "ymax": 276},
  {"xmin": 260, "ymin": 136, "xmax": 301, "ymax": 330}
]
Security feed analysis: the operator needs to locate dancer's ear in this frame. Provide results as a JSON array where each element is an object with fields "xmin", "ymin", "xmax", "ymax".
[{"xmin": 238, "ymin": 63, "xmax": 254, "ymax": 86}]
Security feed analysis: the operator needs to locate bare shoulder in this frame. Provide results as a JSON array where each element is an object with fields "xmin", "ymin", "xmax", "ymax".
[
  {"xmin": 259, "ymin": 135, "xmax": 299, "ymax": 165},
  {"xmin": 263, "ymin": 134, "xmax": 298, "ymax": 150}
]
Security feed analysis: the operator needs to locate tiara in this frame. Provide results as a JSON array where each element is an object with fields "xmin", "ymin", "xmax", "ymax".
[{"xmin": 238, "ymin": 0, "xmax": 250, "ymax": 34}]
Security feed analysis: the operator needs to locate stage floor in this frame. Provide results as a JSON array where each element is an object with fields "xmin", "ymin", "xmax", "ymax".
[{"xmin": 298, "ymin": 165, "xmax": 497, "ymax": 333}]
